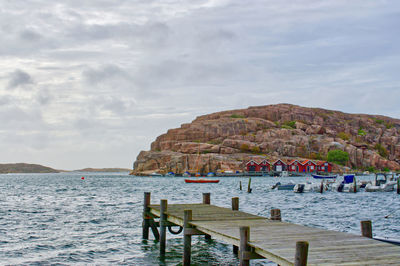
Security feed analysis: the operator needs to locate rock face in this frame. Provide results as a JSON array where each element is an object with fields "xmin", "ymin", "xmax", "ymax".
[{"xmin": 133, "ymin": 104, "xmax": 400, "ymax": 174}]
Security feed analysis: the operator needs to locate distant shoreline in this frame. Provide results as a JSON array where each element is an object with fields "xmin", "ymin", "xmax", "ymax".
[{"xmin": 0, "ymin": 163, "xmax": 131, "ymax": 174}]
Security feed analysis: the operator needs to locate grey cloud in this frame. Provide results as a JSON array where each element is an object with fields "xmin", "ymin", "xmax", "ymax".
[
  {"xmin": 7, "ymin": 69, "xmax": 34, "ymax": 90},
  {"xmin": 82, "ymin": 64, "xmax": 130, "ymax": 84}
]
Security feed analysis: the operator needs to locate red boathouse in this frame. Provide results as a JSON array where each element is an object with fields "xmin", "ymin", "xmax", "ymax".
[
  {"xmin": 246, "ymin": 160, "xmax": 260, "ymax": 172},
  {"xmin": 301, "ymin": 160, "xmax": 317, "ymax": 173},
  {"xmin": 259, "ymin": 160, "xmax": 271, "ymax": 172},
  {"xmin": 272, "ymin": 159, "xmax": 287, "ymax": 172},
  {"xmin": 317, "ymin": 161, "xmax": 333, "ymax": 172}
]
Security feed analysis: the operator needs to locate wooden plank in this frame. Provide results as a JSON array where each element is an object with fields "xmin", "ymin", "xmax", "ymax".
[{"xmin": 146, "ymin": 203, "xmax": 400, "ymax": 265}]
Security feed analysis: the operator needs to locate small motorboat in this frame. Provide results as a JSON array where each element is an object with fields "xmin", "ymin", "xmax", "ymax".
[
  {"xmin": 312, "ymin": 174, "xmax": 337, "ymax": 179},
  {"xmin": 365, "ymin": 173, "xmax": 396, "ymax": 192},
  {"xmin": 271, "ymin": 181, "xmax": 296, "ymax": 190},
  {"xmin": 149, "ymin": 172, "xmax": 163, "ymax": 177},
  {"xmin": 331, "ymin": 175, "xmax": 360, "ymax": 192},
  {"xmin": 185, "ymin": 179, "xmax": 220, "ymax": 183},
  {"xmin": 294, "ymin": 182, "xmax": 329, "ymax": 193}
]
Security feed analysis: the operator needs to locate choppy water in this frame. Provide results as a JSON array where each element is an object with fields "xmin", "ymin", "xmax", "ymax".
[{"xmin": 1, "ymin": 173, "xmax": 399, "ymax": 265}]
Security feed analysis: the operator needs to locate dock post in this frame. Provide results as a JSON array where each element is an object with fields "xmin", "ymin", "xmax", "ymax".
[
  {"xmin": 183, "ymin": 209, "xmax": 192, "ymax": 266},
  {"xmin": 160, "ymin": 199, "xmax": 168, "ymax": 257},
  {"xmin": 240, "ymin": 181, "xmax": 242, "ymax": 190},
  {"xmin": 239, "ymin": 226, "xmax": 250, "ymax": 266},
  {"xmin": 361, "ymin": 220, "xmax": 372, "ymax": 238},
  {"xmin": 232, "ymin": 197, "xmax": 239, "ymax": 255},
  {"xmin": 142, "ymin": 192, "xmax": 151, "ymax": 239},
  {"xmin": 353, "ymin": 176, "xmax": 357, "ymax": 193},
  {"xmin": 397, "ymin": 178, "xmax": 399, "ymax": 194},
  {"xmin": 202, "ymin": 192, "xmax": 211, "ymax": 205},
  {"xmin": 271, "ymin": 209, "xmax": 281, "ymax": 221},
  {"xmin": 320, "ymin": 180, "xmax": 323, "ymax": 193},
  {"xmin": 202, "ymin": 193, "xmax": 211, "ymax": 240},
  {"xmin": 294, "ymin": 241, "xmax": 309, "ymax": 266},
  {"xmin": 247, "ymin": 177, "xmax": 252, "ymax": 193}
]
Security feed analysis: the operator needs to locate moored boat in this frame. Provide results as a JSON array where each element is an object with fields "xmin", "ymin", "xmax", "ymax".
[
  {"xmin": 312, "ymin": 174, "xmax": 337, "ymax": 179},
  {"xmin": 185, "ymin": 179, "xmax": 220, "ymax": 183}
]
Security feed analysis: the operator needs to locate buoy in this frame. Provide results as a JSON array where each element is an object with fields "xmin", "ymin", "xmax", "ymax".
[{"xmin": 81, "ymin": 176, "xmax": 85, "ymax": 180}]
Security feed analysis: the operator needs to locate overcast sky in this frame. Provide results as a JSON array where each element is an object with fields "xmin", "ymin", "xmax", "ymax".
[{"xmin": 1, "ymin": 0, "xmax": 400, "ymax": 170}]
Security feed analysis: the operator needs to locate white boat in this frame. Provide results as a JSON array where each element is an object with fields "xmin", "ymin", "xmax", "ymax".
[
  {"xmin": 294, "ymin": 182, "xmax": 329, "ymax": 193},
  {"xmin": 365, "ymin": 173, "xmax": 396, "ymax": 192},
  {"xmin": 331, "ymin": 175, "xmax": 360, "ymax": 193},
  {"xmin": 149, "ymin": 172, "xmax": 163, "ymax": 177}
]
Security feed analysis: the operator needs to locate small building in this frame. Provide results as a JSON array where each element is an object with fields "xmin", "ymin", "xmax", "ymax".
[
  {"xmin": 317, "ymin": 161, "xmax": 333, "ymax": 172},
  {"xmin": 287, "ymin": 160, "xmax": 302, "ymax": 172},
  {"xmin": 272, "ymin": 159, "xmax": 287, "ymax": 172},
  {"xmin": 259, "ymin": 160, "xmax": 271, "ymax": 172},
  {"xmin": 301, "ymin": 160, "xmax": 317, "ymax": 173},
  {"xmin": 246, "ymin": 160, "xmax": 260, "ymax": 172}
]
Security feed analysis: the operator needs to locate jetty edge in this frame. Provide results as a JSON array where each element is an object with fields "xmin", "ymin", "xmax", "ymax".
[{"xmin": 141, "ymin": 192, "xmax": 400, "ymax": 265}]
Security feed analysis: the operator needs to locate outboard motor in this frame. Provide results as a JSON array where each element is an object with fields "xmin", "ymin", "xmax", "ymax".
[
  {"xmin": 297, "ymin": 184, "xmax": 305, "ymax": 193},
  {"xmin": 272, "ymin": 182, "xmax": 281, "ymax": 189},
  {"xmin": 338, "ymin": 183, "xmax": 344, "ymax": 192}
]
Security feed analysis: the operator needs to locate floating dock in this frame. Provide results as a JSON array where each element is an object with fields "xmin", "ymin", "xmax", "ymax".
[{"xmin": 142, "ymin": 192, "xmax": 400, "ymax": 265}]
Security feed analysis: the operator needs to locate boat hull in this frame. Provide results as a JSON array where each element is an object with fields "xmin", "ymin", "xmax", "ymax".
[
  {"xmin": 185, "ymin": 179, "xmax": 220, "ymax": 183},
  {"xmin": 312, "ymin": 174, "xmax": 337, "ymax": 179}
]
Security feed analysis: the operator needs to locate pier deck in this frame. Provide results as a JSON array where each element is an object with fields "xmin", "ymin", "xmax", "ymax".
[{"xmin": 143, "ymin": 195, "xmax": 400, "ymax": 265}]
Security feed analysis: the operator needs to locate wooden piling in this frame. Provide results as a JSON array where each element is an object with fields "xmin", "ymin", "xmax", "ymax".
[
  {"xmin": 294, "ymin": 241, "xmax": 309, "ymax": 266},
  {"xmin": 247, "ymin": 177, "xmax": 252, "ymax": 193},
  {"xmin": 160, "ymin": 199, "xmax": 168, "ymax": 257},
  {"xmin": 203, "ymin": 193, "xmax": 212, "ymax": 240},
  {"xmin": 183, "ymin": 209, "xmax": 192, "ymax": 266},
  {"xmin": 232, "ymin": 197, "xmax": 239, "ymax": 255},
  {"xmin": 397, "ymin": 178, "xmax": 399, "ymax": 194},
  {"xmin": 320, "ymin": 180, "xmax": 323, "ymax": 193},
  {"xmin": 271, "ymin": 209, "xmax": 281, "ymax": 221},
  {"xmin": 240, "ymin": 181, "xmax": 242, "ymax": 190},
  {"xmin": 239, "ymin": 226, "xmax": 250, "ymax": 266},
  {"xmin": 353, "ymin": 176, "xmax": 357, "ymax": 193},
  {"xmin": 142, "ymin": 192, "xmax": 151, "ymax": 239},
  {"xmin": 203, "ymin": 193, "xmax": 211, "ymax": 205},
  {"xmin": 361, "ymin": 220, "xmax": 372, "ymax": 238}
]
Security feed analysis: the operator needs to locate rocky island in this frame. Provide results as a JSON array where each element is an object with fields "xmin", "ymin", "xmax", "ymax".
[{"xmin": 132, "ymin": 104, "xmax": 400, "ymax": 175}]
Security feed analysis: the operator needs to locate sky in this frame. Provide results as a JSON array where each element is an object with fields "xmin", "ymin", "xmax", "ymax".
[{"xmin": 1, "ymin": 0, "xmax": 400, "ymax": 170}]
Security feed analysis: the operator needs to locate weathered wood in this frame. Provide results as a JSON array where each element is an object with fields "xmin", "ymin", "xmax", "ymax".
[
  {"xmin": 247, "ymin": 177, "xmax": 252, "ymax": 193},
  {"xmin": 353, "ymin": 176, "xmax": 357, "ymax": 193},
  {"xmin": 239, "ymin": 226, "xmax": 250, "ymax": 266},
  {"xmin": 232, "ymin": 197, "xmax": 239, "ymax": 211},
  {"xmin": 240, "ymin": 181, "xmax": 242, "ymax": 190},
  {"xmin": 183, "ymin": 209, "xmax": 192, "ymax": 266},
  {"xmin": 397, "ymin": 178, "xmax": 399, "ymax": 194},
  {"xmin": 146, "ymin": 202, "xmax": 400, "ymax": 265},
  {"xmin": 149, "ymin": 219, "xmax": 160, "ymax": 241},
  {"xmin": 232, "ymin": 197, "xmax": 239, "ymax": 255},
  {"xmin": 202, "ymin": 193, "xmax": 212, "ymax": 240},
  {"xmin": 160, "ymin": 199, "xmax": 168, "ymax": 257},
  {"xmin": 361, "ymin": 220, "xmax": 372, "ymax": 238},
  {"xmin": 203, "ymin": 192, "xmax": 211, "ymax": 204},
  {"xmin": 142, "ymin": 192, "xmax": 151, "ymax": 239},
  {"xmin": 319, "ymin": 181, "xmax": 323, "ymax": 193},
  {"xmin": 271, "ymin": 209, "xmax": 281, "ymax": 221},
  {"xmin": 294, "ymin": 241, "xmax": 309, "ymax": 266}
]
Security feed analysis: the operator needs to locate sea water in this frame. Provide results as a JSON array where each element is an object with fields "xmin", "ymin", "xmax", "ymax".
[{"xmin": 1, "ymin": 173, "xmax": 399, "ymax": 265}]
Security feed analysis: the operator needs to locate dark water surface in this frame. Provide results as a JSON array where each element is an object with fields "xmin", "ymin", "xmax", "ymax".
[{"xmin": 1, "ymin": 173, "xmax": 399, "ymax": 265}]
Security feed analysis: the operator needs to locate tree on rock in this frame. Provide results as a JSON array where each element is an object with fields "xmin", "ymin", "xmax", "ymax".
[{"xmin": 327, "ymin": 150, "xmax": 349, "ymax": 166}]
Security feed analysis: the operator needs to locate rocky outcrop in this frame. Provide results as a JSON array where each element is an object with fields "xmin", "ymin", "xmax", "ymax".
[{"xmin": 133, "ymin": 104, "xmax": 400, "ymax": 174}]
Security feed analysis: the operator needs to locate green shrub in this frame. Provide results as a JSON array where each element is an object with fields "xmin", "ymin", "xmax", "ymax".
[
  {"xmin": 240, "ymin": 143, "xmax": 250, "ymax": 152},
  {"xmin": 382, "ymin": 167, "xmax": 390, "ymax": 172},
  {"xmin": 282, "ymin": 121, "xmax": 296, "ymax": 129},
  {"xmin": 365, "ymin": 166, "xmax": 376, "ymax": 172},
  {"xmin": 337, "ymin": 132, "xmax": 350, "ymax": 141},
  {"xmin": 230, "ymin": 114, "xmax": 245, "ymax": 119},
  {"xmin": 358, "ymin": 128, "xmax": 366, "ymax": 136},
  {"xmin": 327, "ymin": 149, "xmax": 349, "ymax": 165},
  {"xmin": 385, "ymin": 122, "xmax": 394, "ymax": 129},
  {"xmin": 251, "ymin": 146, "xmax": 261, "ymax": 154},
  {"xmin": 374, "ymin": 143, "xmax": 388, "ymax": 158},
  {"xmin": 281, "ymin": 125, "xmax": 293, "ymax": 130},
  {"xmin": 375, "ymin": 119, "xmax": 384, "ymax": 124}
]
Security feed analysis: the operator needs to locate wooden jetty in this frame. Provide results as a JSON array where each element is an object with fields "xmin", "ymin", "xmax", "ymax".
[{"xmin": 142, "ymin": 192, "xmax": 400, "ymax": 265}]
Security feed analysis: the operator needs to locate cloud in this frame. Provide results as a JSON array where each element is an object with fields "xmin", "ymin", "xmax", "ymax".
[{"xmin": 7, "ymin": 69, "xmax": 34, "ymax": 90}]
